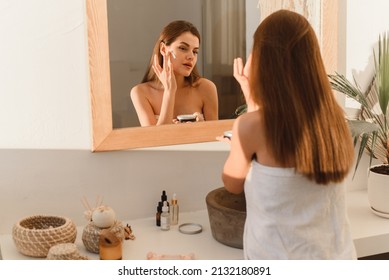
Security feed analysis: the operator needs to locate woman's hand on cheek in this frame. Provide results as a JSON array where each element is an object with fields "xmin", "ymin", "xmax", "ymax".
[{"xmin": 152, "ymin": 53, "xmax": 177, "ymax": 93}]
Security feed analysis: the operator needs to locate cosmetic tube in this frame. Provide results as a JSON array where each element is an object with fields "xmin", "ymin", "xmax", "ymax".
[{"xmin": 170, "ymin": 193, "xmax": 179, "ymax": 225}]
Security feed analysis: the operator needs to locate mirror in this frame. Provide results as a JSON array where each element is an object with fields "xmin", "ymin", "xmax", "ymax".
[
  {"xmin": 86, "ymin": 0, "xmax": 338, "ymax": 151},
  {"xmin": 108, "ymin": 0, "xmax": 247, "ymax": 128}
]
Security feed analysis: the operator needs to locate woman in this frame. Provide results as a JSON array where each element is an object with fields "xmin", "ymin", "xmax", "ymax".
[
  {"xmin": 130, "ymin": 20, "xmax": 218, "ymax": 126},
  {"xmin": 221, "ymin": 10, "xmax": 356, "ymax": 259}
]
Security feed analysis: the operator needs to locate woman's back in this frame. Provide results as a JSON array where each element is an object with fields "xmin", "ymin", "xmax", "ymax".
[{"xmin": 243, "ymin": 161, "xmax": 356, "ymax": 260}]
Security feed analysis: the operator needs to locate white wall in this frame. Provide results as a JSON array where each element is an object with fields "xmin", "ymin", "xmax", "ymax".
[
  {"xmin": 0, "ymin": 0, "xmax": 388, "ymax": 234},
  {"xmin": 0, "ymin": 1, "xmax": 90, "ymax": 149},
  {"xmin": 345, "ymin": 0, "xmax": 389, "ymax": 89}
]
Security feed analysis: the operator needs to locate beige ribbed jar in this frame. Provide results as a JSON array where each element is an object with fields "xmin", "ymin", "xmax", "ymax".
[{"xmin": 82, "ymin": 220, "xmax": 124, "ymax": 253}]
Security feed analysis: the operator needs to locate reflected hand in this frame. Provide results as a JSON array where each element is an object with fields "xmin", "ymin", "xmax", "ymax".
[
  {"xmin": 233, "ymin": 56, "xmax": 257, "ymax": 112},
  {"xmin": 193, "ymin": 112, "xmax": 204, "ymax": 122},
  {"xmin": 233, "ymin": 57, "xmax": 250, "ymax": 100}
]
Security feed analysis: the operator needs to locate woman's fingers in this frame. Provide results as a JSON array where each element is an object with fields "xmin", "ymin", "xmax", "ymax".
[
  {"xmin": 153, "ymin": 54, "xmax": 162, "ymax": 78},
  {"xmin": 233, "ymin": 58, "xmax": 244, "ymax": 77},
  {"xmin": 152, "ymin": 52, "xmax": 177, "ymax": 92},
  {"xmin": 237, "ymin": 57, "xmax": 244, "ymax": 75},
  {"xmin": 233, "ymin": 58, "xmax": 239, "ymax": 78},
  {"xmin": 233, "ymin": 57, "xmax": 254, "ymax": 110},
  {"xmin": 233, "ymin": 57, "xmax": 247, "ymax": 86}
]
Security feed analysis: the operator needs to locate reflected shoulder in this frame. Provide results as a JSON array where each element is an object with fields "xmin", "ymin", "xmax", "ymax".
[
  {"xmin": 198, "ymin": 77, "xmax": 216, "ymax": 87},
  {"xmin": 196, "ymin": 78, "xmax": 217, "ymax": 93}
]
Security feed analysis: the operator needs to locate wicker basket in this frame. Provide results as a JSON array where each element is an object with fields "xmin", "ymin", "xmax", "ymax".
[
  {"xmin": 12, "ymin": 215, "xmax": 77, "ymax": 257},
  {"xmin": 82, "ymin": 220, "xmax": 124, "ymax": 253}
]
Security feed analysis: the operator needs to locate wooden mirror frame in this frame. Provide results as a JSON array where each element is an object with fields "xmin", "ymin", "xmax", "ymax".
[{"xmin": 86, "ymin": 0, "xmax": 338, "ymax": 152}]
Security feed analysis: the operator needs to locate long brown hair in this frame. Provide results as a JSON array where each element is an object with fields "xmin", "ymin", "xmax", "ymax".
[
  {"xmin": 141, "ymin": 20, "xmax": 201, "ymax": 86},
  {"xmin": 250, "ymin": 10, "xmax": 354, "ymax": 184}
]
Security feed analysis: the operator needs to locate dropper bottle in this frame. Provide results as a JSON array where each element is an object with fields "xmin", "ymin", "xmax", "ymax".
[
  {"xmin": 161, "ymin": 190, "xmax": 169, "ymax": 209},
  {"xmin": 156, "ymin": 201, "xmax": 162, "ymax": 226},
  {"xmin": 170, "ymin": 193, "xmax": 179, "ymax": 225},
  {"xmin": 160, "ymin": 201, "xmax": 170, "ymax": 231}
]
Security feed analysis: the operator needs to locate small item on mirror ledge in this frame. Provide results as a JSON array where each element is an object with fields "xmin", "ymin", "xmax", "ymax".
[
  {"xmin": 177, "ymin": 114, "xmax": 196, "ymax": 122},
  {"xmin": 99, "ymin": 229, "xmax": 122, "ymax": 260},
  {"xmin": 223, "ymin": 130, "xmax": 232, "ymax": 140}
]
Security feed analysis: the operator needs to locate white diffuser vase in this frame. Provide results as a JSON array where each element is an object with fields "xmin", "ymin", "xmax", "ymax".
[
  {"xmin": 368, "ymin": 164, "xmax": 389, "ymax": 218},
  {"xmin": 92, "ymin": 206, "xmax": 116, "ymax": 228}
]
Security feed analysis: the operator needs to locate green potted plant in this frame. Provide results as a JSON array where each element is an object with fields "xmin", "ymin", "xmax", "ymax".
[{"xmin": 329, "ymin": 33, "xmax": 389, "ymax": 217}]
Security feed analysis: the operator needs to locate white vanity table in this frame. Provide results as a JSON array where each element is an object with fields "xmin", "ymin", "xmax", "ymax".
[
  {"xmin": 0, "ymin": 210, "xmax": 243, "ymax": 260},
  {"xmin": 346, "ymin": 189, "xmax": 389, "ymax": 258},
  {"xmin": 1, "ymin": 189, "xmax": 389, "ymax": 260}
]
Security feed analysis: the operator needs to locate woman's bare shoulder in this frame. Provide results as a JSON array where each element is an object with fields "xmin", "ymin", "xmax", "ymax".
[
  {"xmin": 130, "ymin": 82, "xmax": 158, "ymax": 97},
  {"xmin": 235, "ymin": 111, "xmax": 263, "ymax": 141},
  {"xmin": 195, "ymin": 78, "xmax": 216, "ymax": 89}
]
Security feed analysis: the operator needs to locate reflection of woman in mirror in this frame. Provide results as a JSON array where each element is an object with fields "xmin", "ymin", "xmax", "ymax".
[
  {"xmin": 130, "ymin": 20, "xmax": 218, "ymax": 126},
  {"xmin": 221, "ymin": 10, "xmax": 356, "ymax": 259}
]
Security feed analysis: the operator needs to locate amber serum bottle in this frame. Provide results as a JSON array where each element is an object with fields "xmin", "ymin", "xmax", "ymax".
[{"xmin": 156, "ymin": 201, "xmax": 162, "ymax": 226}]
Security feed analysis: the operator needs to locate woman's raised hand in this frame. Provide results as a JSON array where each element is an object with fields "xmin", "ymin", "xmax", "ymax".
[
  {"xmin": 152, "ymin": 52, "xmax": 177, "ymax": 93},
  {"xmin": 233, "ymin": 55, "xmax": 257, "ymax": 112}
]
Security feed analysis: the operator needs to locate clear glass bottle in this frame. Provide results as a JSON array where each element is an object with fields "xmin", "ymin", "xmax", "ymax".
[
  {"xmin": 160, "ymin": 201, "xmax": 170, "ymax": 231},
  {"xmin": 170, "ymin": 193, "xmax": 179, "ymax": 225}
]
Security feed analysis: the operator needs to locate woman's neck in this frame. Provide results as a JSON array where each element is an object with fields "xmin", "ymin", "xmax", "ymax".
[{"xmin": 175, "ymin": 75, "xmax": 187, "ymax": 88}]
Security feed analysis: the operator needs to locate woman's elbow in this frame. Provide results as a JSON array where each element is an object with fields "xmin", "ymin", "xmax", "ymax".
[{"xmin": 222, "ymin": 173, "xmax": 244, "ymax": 194}]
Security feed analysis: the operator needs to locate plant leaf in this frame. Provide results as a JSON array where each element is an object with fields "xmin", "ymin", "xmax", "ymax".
[
  {"xmin": 375, "ymin": 33, "xmax": 389, "ymax": 118},
  {"xmin": 347, "ymin": 120, "xmax": 380, "ymax": 178}
]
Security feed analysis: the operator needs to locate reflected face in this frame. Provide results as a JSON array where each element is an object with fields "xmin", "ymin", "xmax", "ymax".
[{"xmin": 167, "ymin": 32, "xmax": 200, "ymax": 77}]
